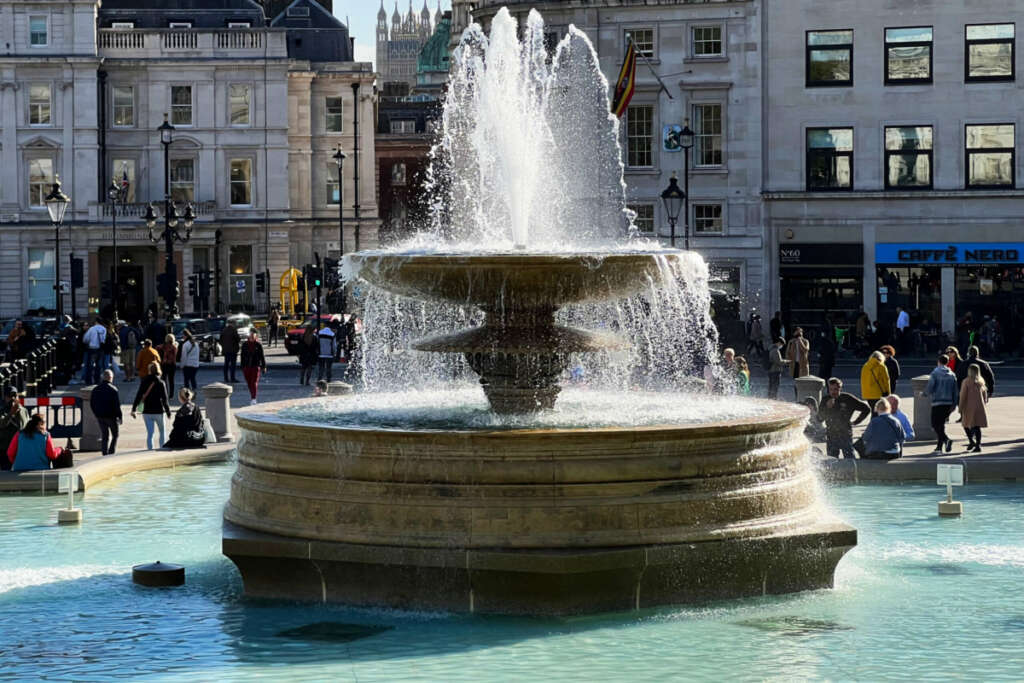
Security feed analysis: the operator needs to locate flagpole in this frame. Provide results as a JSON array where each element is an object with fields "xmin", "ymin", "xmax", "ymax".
[{"xmin": 629, "ymin": 37, "xmax": 674, "ymax": 100}]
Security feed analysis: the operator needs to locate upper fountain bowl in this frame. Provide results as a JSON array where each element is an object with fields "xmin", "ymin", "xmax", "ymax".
[{"xmin": 344, "ymin": 250, "xmax": 688, "ymax": 311}]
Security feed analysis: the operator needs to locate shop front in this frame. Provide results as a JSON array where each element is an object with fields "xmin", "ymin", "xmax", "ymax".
[
  {"xmin": 779, "ymin": 243, "xmax": 863, "ymax": 339},
  {"xmin": 875, "ymin": 242, "xmax": 1024, "ymax": 354}
]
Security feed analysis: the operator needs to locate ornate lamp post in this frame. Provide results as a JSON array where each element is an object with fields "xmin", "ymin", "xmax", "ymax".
[
  {"xmin": 108, "ymin": 170, "xmax": 130, "ymax": 317},
  {"xmin": 145, "ymin": 114, "xmax": 195, "ymax": 320},
  {"xmin": 45, "ymin": 177, "xmax": 70, "ymax": 319},
  {"xmin": 679, "ymin": 119, "xmax": 695, "ymax": 250},
  {"xmin": 661, "ymin": 172, "xmax": 685, "ymax": 249}
]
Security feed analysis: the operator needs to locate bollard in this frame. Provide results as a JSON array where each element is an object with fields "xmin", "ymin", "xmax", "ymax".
[
  {"xmin": 24, "ymin": 353, "xmax": 36, "ymax": 398},
  {"xmin": 327, "ymin": 381, "xmax": 353, "ymax": 396},
  {"xmin": 795, "ymin": 375, "xmax": 826, "ymax": 407},
  {"xmin": 78, "ymin": 385, "xmax": 101, "ymax": 452},
  {"xmin": 201, "ymin": 383, "xmax": 234, "ymax": 442},
  {"xmin": 911, "ymin": 375, "xmax": 935, "ymax": 442}
]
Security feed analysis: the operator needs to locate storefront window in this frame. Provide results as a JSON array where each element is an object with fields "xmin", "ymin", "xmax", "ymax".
[
  {"xmin": 956, "ymin": 266, "xmax": 1024, "ymax": 354},
  {"xmin": 229, "ymin": 245, "xmax": 253, "ymax": 311},
  {"xmin": 27, "ymin": 248, "xmax": 55, "ymax": 311},
  {"xmin": 876, "ymin": 266, "xmax": 943, "ymax": 351}
]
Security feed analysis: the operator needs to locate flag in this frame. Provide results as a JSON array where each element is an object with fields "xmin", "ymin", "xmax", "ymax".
[
  {"xmin": 611, "ymin": 40, "xmax": 637, "ymax": 118},
  {"xmin": 121, "ymin": 166, "xmax": 130, "ymax": 190}
]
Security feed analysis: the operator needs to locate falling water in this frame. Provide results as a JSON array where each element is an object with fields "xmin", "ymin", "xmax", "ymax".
[{"xmin": 350, "ymin": 8, "xmax": 726, "ymax": 409}]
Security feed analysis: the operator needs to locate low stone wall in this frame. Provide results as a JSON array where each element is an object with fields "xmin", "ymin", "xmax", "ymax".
[{"xmin": 818, "ymin": 454, "xmax": 1024, "ymax": 483}]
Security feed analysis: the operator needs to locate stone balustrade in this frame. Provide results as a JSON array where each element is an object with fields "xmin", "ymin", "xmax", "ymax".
[{"xmin": 98, "ymin": 29, "xmax": 287, "ymax": 59}]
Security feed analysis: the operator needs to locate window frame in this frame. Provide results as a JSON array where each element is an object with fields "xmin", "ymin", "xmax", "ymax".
[
  {"xmin": 170, "ymin": 85, "xmax": 194, "ymax": 126},
  {"xmin": 389, "ymin": 119, "xmax": 416, "ymax": 134},
  {"xmin": 693, "ymin": 203, "xmax": 725, "ymax": 235},
  {"xmin": 326, "ymin": 163, "xmax": 340, "ymax": 205},
  {"xmin": 626, "ymin": 104, "xmax": 655, "ymax": 169},
  {"xmin": 28, "ymin": 83, "xmax": 51, "ymax": 126},
  {"xmin": 884, "ymin": 26, "xmax": 933, "ymax": 85},
  {"xmin": 27, "ymin": 247, "xmax": 55, "ymax": 311},
  {"xmin": 27, "ymin": 157, "xmax": 54, "ymax": 208},
  {"xmin": 965, "ymin": 23, "xmax": 1016, "ymax": 83},
  {"xmin": 624, "ymin": 27, "xmax": 656, "ymax": 59},
  {"xmin": 965, "ymin": 123, "xmax": 1015, "ymax": 189},
  {"xmin": 229, "ymin": 157, "xmax": 254, "ymax": 207},
  {"xmin": 884, "ymin": 125, "xmax": 934, "ymax": 191},
  {"xmin": 169, "ymin": 157, "xmax": 196, "ymax": 204},
  {"xmin": 110, "ymin": 22, "xmax": 135, "ymax": 29},
  {"xmin": 692, "ymin": 102, "xmax": 724, "ymax": 168},
  {"xmin": 228, "ymin": 83, "xmax": 251, "ymax": 127},
  {"xmin": 28, "ymin": 14, "xmax": 48, "ymax": 48},
  {"xmin": 691, "ymin": 25, "xmax": 724, "ymax": 58},
  {"xmin": 806, "ymin": 29, "xmax": 854, "ymax": 88},
  {"xmin": 228, "ymin": 22, "xmax": 251, "ymax": 28},
  {"xmin": 111, "ymin": 84, "xmax": 134, "ymax": 128},
  {"xmin": 169, "ymin": 22, "xmax": 193, "ymax": 29},
  {"xmin": 325, "ymin": 96, "xmax": 344, "ymax": 133},
  {"xmin": 627, "ymin": 203, "xmax": 656, "ymax": 235},
  {"xmin": 806, "ymin": 126, "xmax": 854, "ymax": 192}
]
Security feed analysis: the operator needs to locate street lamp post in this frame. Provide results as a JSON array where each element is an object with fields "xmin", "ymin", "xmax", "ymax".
[
  {"xmin": 145, "ymin": 114, "xmax": 195, "ymax": 321},
  {"xmin": 108, "ymin": 171, "xmax": 130, "ymax": 318},
  {"xmin": 45, "ymin": 177, "xmax": 70, "ymax": 319},
  {"xmin": 679, "ymin": 119, "xmax": 695, "ymax": 251},
  {"xmin": 661, "ymin": 172, "xmax": 684, "ymax": 249},
  {"xmin": 333, "ymin": 145, "xmax": 347, "ymax": 311}
]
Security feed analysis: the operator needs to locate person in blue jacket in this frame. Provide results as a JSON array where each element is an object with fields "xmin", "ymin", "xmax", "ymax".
[{"xmin": 7, "ymin": 413, "xmax": 64, "ymax": 472}]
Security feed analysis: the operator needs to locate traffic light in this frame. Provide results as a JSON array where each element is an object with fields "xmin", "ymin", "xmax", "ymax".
[
  {"xmin": 323, "ymin": 258, "xmax": 340, "ymax": 289},
  {"xmin": 199, "ymin": 270, "xmax": 211, "ymax": 299},
  {"xmin": 70, "ymin": 257, "xmax": 84, "ymax": 289},
  {"xmin": 188, "ymin": 274, "xmax": 198, "ymax": 297},
  {"xmin": 255, "ymin": 271, "xmax": 266, "ymax": 294},
  {"xmin": 307, "ymin": 264, "xmax": 322, "ymax": 289}
]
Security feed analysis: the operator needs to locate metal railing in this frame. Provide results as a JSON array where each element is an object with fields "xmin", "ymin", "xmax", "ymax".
[{"xmin": 0, "ymin": 338, "xmax": 58, "ymax": 398}]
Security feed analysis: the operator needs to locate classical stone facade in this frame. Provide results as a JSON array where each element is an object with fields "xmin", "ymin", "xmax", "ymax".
[{"xmin": 0, "ymin": 0, "xmax": 377, "ymax": 320}]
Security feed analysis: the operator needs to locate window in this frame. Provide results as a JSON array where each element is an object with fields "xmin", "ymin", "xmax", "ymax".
[
  {"xmin": 111, "ymin": 22, "xmax": 135, "ymax": 29},
  {"xmin": 229, "ymin": 84, "xmax": 250, "ymax": 126},
  {"xmin": 29, "ymin": 84, "xmax": 51, "ymax": 125},
  {"xmin": 28, "ymin": 158, "xmax": 54, "ymax": 207},
  {"xmin": 171, "ymin": 85, "xmax": 192, "ymax": 125},
  {"xmin": 806, "ymin": 30, "xmax": 853, "ymax": 87},
  {"xmin": 626, "ymin": 105, "xmax": 654, "ymax": 168},
  {"xmin": 29, "ymin": 16, "xmax": 47, "ymax": 47},
  {"xmin": 692, "ymin": 26, "xmax": 723, "ymax": 57},
  {"xmin": 391, "ymin": 163, "xmax": 407, "ymax": 186},
  {"xmin": 624, "ymin": 28, "xmax": 654, "ymax": 58},
  {"xmin": 628, "ymin": 204, "xmax": 655, "ymax": 234},
  {"xmin": 230, "ymin": 159, "xmax": 252, "ymax": 206},
  {"xmin": 885, "ymin": 126, "xmax": 933, "ymax": 189},
  {"xmin": 169, "ymin": 22, "xmax": 192, "ymax": 29},
  {"xmin": 389, "ymin": 119, "xmax": 416, "ymax": 134},
  {"xmin": 326, "ymin": 96, "xmax": 343, "ymax": 132},
  {"xmin": 885, "ymin": 27, "xmax": 933, "ymax": 84},
  {"xmin": 112, "ymin": 85, "xmax": 134, "ymax": 127},
  {"xmin": 228, "ymin": 22, "xmax": 251, "ymax": 28},
  {"xmin": 326, "ymin": 164, "xmax": 340, "ymax": 204},
  {"xmin": 170, "ymin": 158, "xmax": 194, "ymax": 203},
  {"xmin": 966, "ymin": 24, "xmax": 1015, "ymax": 82},
  {"xmin": 966, "ymin": 124, "xmax": 1014, "ymax": 188},
  {"xmin": 694, "ymin": 204, "xmax": 724, "ymax": 234},
  {"xmin": 112, "ymin": 159, "xmax": 137, "ymax": 202},
  {"xmin": 693, "ymin": 104, "xmax": 723, "ymax": 167},
  {"xmin": 806, "ymin": 127, "xmax": 853, "ymax": 191},
  {"xmin": 287, "ymin": 6, "xmax": 310, "ymax": 17},
  {"xmin": 27, "ymin": 248, "xmax": 54, "ymax": 311}
]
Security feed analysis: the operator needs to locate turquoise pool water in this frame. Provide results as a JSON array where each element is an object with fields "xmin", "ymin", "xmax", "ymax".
[{"xmin": 2, "ymin": 463, "xmax": 1023, "ymax": 681}]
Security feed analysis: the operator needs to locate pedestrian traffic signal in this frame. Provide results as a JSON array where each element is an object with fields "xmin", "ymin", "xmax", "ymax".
[
  {"xmin": 255, "ymin": 271, "xmax": 266, "ymax": 294},
  {"xmin": 307, "ymin": 264, "xmax": 322, "ymax": 289}
]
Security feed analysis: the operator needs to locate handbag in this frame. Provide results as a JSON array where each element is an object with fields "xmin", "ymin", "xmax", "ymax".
[{"xmin": 203, "ymin": 416, "xmax": 217, "ymax": 444}]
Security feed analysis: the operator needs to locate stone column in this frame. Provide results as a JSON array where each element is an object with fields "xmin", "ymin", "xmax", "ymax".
[
  {"xmin": 78, "ymin": 385, "xmax": 101, "ymax": 452},
  {"xmin": 202, "ymin": 382, "xmax": 234, "ymax": 443},
  {"xmin": 794, "ymin": 375, "xmax": 825, "ymax": 408},
  {"xmin": 911, "ymin": 375, "xmax": 935, "ymax": 442}
]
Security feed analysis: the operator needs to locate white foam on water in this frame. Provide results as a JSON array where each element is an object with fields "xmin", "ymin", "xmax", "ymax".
[
  {"xmin": 879, "ymin": 541, "xmax": 1024, "ymax": 568},
  {"xmin": 0, "ymin": 564, "xmax": 123, "ymax": 594}
]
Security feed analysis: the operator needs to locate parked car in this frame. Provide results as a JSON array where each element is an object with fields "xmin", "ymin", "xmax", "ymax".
[
  {"xmin": 200, "ymin": 314, "xmax": 253, "ymax": 360},
  {"xmin": 284, "ymin": 315, "xmax": 341, "ymax": 356},
  {"xmin": 171, "ymin": 318, "xmax": 210, "ymax": 342}
]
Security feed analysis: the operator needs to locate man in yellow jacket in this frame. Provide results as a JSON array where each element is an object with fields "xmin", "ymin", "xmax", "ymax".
[{"xmin": 860, "ymin": 350, "xmax": 891, "ymax": 402}]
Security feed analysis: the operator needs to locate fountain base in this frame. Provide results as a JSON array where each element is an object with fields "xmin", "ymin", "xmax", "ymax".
[{"xmin": 224, "ymin": 520, "xmax": 855, "ymax": 615}]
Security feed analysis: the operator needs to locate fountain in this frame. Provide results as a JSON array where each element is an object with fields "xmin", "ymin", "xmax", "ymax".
[{"xmin": 223, "ymin": 8, "xmax": 855, "ymax": 615}]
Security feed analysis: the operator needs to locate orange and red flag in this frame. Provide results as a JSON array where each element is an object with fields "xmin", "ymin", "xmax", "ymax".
[{"xmin": 611, "ymin": 40, "xmax": 637, "ymax": 118}]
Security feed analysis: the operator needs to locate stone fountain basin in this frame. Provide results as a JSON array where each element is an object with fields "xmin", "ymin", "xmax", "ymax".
[
  {"xmin": 223, "ymin": 399, "xmax": 856, "ymax": 614},
  {"xmin": 344, "ymin": 251, "xmax": 686, "ymax": 310}
]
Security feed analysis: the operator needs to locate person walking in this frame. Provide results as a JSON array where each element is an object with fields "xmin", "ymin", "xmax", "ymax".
[
  {"xmin": 131, "ymin": 362, "xmax": 171, "ymax": 450},
  {"xmin": 102, "ymin": 321, "xmax": 120, "ymax": 375},
  {"xmin": 220, "ymin": 320, "xmax": 241, "ymax": 383},
  {"xmin": 159, "ymin": 334, "xmax": 179, "ymax": 398},
  {"xmin": 895, "ymin": 306, "xmax": 911, "ymax": 353},
  {"xmin": 766, "ymin": 338, "xmax": 791, "ymax": 400},
  {"xmin": 299, "ymin": 325, "xmax": 317, "ymax": 386},
  {"xmin": 135, "ymin": 339, "xmax": 161, "ymax": 379},
  {"xmin": 119, "ymin": 322, "xmax": 139, "ymax": 381},
  {"xmin": 880, "ymin": 345, "xmax": 900, "ymax": 392},
  {"xmin": 745, "ymin": 314, "xmax": 765, "ymax": 357},
  {"xmin": 179, "ymin": 330, "xmax": 201, "ymax": 391},
  {"xmin": 317, "ymin": 323, "xmax": 337, "ymax": 382},
  {"xmin": 240, "ymin": 330, "xmax": 267, "ymax": 405},
  {"xmin": 785, "ymin": 327, "xmax": 810, "ymax": 399},
  {"xmin": 959, "ymin": 364, "xmax": 989, "ymax": 453},
  {"xmin": 90, "ymin": 370, "xmax": 123, "ymax": 456},
  {"xmin": 770, "ymin": 311, "xmax": 784, "ymax": 343},
  {"xmin": 944, "ymin": 345, "xmax": 963, "ymax": 375},
  {"xmin": 817, "ymin": 330, "xmax": 836, "ymax": 382},
  {"xmin": 0, "ymin": 386, "xmax": 28, "ymax": 470},
  {"xmin": 6, "ymin": 413, "xmax": 65, "ymax": 472},
  {"xmin": 860, "ymin": 350, "xmax": 891, "ymax": 403},
  {"xmin": 81, "ymin": 318, "xmax": 107, "ymax": 385},
  {"xmin": 925, "ymin": 354, "xmax": 958, "ymax": 454},
  {"xmin": 817, "ymin": 378, "xmax": 872, "ymax": 459},
  {"xmin": 268, "ymin": 307, "xmax": 281, "ymax": 348},
  {"xmin": 861, "ymin": 399, "xmax": 906, "ymax": 460},
  {"xmin": 956, "ymin": 345, "xmax": 995, "ymax": 396}
]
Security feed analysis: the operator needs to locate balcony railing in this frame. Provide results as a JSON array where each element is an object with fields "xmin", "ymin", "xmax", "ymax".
[
  {"xmin": 92, "ymin": 201, "xmax": 217, "ymax": 220},
  {"xmin": 98, "ymin": 29, "xmax": 285, "ymax": 59}
]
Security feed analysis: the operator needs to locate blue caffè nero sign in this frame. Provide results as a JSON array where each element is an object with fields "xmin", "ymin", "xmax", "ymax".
[{"xmin": 876, "ymin": 243, "xmax": 1024, "ymax": 265}]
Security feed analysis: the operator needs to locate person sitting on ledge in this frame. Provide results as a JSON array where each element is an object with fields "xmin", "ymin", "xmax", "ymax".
[
  {"xmin": 886, "ymin": 394, "xmax": 915, "ymax": 442},
  {"xmin": 164, "ymin": 388, "xmax": 206, "ymax": 450},
  {"xmin": 7, "ymin": 413, "xmax": 65, "ymax": 472},
  {"xmin": 861, "ymin": 399, "xmax": 906, "ymax": 460}
]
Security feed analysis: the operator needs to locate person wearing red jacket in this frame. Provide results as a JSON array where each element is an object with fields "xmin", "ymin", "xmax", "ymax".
[{"xmin": 7, "ymin": 413, "xmax": 63, "ymax": 472}]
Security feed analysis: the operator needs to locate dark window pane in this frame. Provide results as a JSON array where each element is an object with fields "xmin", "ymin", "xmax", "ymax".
[
  {"xmin": 887, "ymin": 45, "xmax": 931, "ymax": 80},
  {"xmin": 885, "ymin": 126, "xmax": 932, "ymax": 151},
  {"xmin": 808, "ymin": 49, "xmax": 852, "ymax": 82},
  {"xmin": 808, "ymin": 128, "xmax": 853, "ymax": 150},
  {"xmin": 969, "ymin": 43, "xmax": 1013, "ymax": 78},
  {"xmin": 887, "ymin": 154, "xmax": 931, "ymax": 187},
  {"xmin": 808, "ymin": 152, "xmax": 852, "ymax": 189},
  {"xmin": 968, "ymin": 152, "xmax": 1013, "ymax": 186}
]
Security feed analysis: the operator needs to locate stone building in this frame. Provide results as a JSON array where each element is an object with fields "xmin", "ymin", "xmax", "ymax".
[
  {"xmin": 763, "ymin": 1, "xmax": 1024, "ymax": 351},
  {"xmin": 448, "ymin": 0, "xmax": 765, "ymax": 320},
  {"xmin": 0, "ymin": 0, "xmax": 376, "ymax": 320},
  {"xmin": 376, "ymin": 0, "xmax": 440, "ymax": 95}
]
